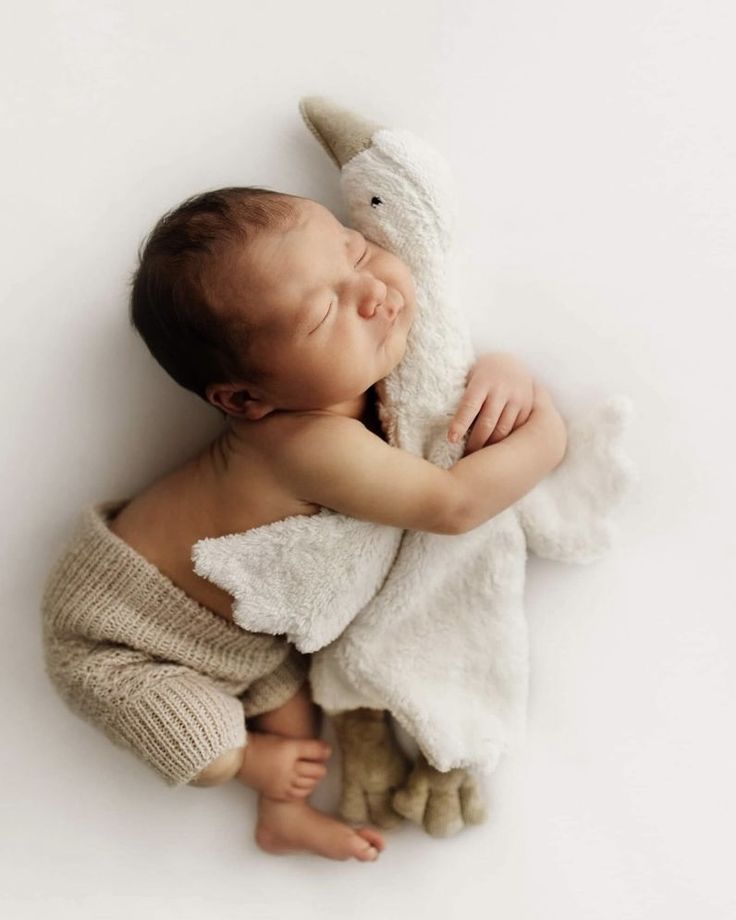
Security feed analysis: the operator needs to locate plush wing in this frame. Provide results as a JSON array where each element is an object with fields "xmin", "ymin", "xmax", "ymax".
[
  {"xmin": 193, "ymin": 509, "xmax": 402, "ymax": 653},
  {"xmin": 515, "ymin": 395, "xmax": 639, "ymax": 563}
]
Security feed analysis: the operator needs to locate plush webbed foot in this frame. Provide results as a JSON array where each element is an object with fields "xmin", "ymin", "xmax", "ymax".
[
  {"xmin": 391, "ymin": 751, "xmax": 489, "ymax": 838},
  {"xmin": 331, "ymin": 708, "xmax": 412, "ymax": 829}
]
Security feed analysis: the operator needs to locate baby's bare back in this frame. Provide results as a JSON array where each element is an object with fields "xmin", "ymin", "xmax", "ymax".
[
  {"xmin": 107, "ymin": 387, "xmax": 388, "ymax": 620},
  {"xmin": 108, "ymin": 412, "xmax": 329, "ymax": 620}
]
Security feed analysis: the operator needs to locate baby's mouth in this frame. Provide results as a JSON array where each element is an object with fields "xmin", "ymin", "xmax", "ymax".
[
  {"xmin": 381, "ymin": 296, "xmax": 403, "ymax": 343},
  {"xmin": 387, "ymin": 290, "xmax": 404, "ymax": 319},
  {"xmin": 386, "ymin": 302, "xmax": 402, "ymax": 330}
]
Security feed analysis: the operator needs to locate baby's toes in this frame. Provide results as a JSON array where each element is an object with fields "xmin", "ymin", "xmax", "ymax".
[
  {"xmin": 349, "ymin": 827, "xmax": 385, "ymax": 862},
  {"xmin": 348, "ymin": 836, "xmax": 379, "ymax": 862},
  {"xmin": 355, "ymin": 826, "xmax": 386, "ymax": 853},
  {"xmin": 292, "ymin": 776, "xmax": 318, "ymax": 794},
  {"xmin": 296, "ymin": 739, "xmax": 332, "ymax": 762},
  {"xmin": 297, "ymin": 761, "xmax": 328, "ymax": 782}
]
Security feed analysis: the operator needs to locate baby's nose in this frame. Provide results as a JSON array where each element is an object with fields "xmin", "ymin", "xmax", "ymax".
[{"xmin": 358, "ymin": 278, "xmax": 388, "ymax": 317}]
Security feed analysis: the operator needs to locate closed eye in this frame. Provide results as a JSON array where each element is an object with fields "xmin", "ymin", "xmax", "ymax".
[
  {"xmin": 309, "ymin": 244, "xmax": 369, "ymax": 334},
  {"xmin": 311, "ymin": 303, "xmax": 333, "ymax": 333}
]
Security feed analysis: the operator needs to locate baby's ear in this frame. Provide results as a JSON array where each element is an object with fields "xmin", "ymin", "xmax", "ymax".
[
  {"xmin": 240, "ymin": 395, "xmax": 277, "ymax": 421},
  {"xmin": 205, "ymin": 383, "xmax": 273, "ymax": 419}
]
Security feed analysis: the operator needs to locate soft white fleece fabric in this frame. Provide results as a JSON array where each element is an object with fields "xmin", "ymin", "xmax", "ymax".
[{"xmin": 193, "ymin": 97, "xmax": 638, "ymax": 775}]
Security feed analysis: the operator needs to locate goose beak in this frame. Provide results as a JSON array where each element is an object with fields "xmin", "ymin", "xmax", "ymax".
[{"xmin": 298, "ymin": 95, "xmax": 384, "ymax": 168}]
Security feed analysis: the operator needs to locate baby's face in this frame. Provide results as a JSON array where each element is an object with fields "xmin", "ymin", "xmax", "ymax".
[{"xmin": 223, "ymin": 197, "xmax": 417, "ymax": 413}]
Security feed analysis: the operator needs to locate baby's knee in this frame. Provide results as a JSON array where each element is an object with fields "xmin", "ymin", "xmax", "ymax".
[{"xmin": 189, "ymin": 746, "xmax": 243, "ymax": 787}]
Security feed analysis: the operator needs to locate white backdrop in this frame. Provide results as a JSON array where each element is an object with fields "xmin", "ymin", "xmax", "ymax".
[{"xmin": 2, "ymin": 2, "xmax": 734, "ymax": 918}]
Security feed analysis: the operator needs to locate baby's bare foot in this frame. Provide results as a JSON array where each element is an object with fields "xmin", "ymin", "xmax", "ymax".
[
  {"xmin": 255, "ymin": 797, "xmax": 385, "ymax": 862},
  {"xmin": 238, "ymin": 732, "xmax": 331, "ymax": 802}
]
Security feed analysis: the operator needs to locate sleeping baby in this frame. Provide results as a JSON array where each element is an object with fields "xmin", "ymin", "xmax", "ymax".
[{"xmin": 41, "ymin": 186, "xmax": 567, "ymax": 863}]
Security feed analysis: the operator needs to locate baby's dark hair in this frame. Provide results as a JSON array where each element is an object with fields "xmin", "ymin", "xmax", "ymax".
[{"xmin": 129, "ymin": 186, "xmax": 299, "ymax": 404}]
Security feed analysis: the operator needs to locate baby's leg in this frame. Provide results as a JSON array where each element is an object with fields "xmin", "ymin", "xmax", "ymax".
[
  {"xmin": 248, "ymin": 676, "xmax": 322, "ymax": 738},
  {"xmin": 190, "ymin": 679, "xmax": 326, "ymax": 795},
  {"xmin": 250, "ymin": 680, "xmax": 386, "ymax": 862},
  {"xmin": 236, "ymin": 680, "xmax": 331, "ymax": 802}
]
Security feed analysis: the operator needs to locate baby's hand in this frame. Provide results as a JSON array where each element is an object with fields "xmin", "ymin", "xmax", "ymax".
[
  {"xmin": 238, "ymin": 731, "xmax": 332, "ymax": 802},
  {"xmin": 447, "ymin": 352, "xmax": 535, "ymax": 454}
]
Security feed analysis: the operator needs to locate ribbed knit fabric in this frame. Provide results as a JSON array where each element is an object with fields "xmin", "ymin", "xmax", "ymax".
[{"xmin": 41, "ymin": 499, "xmax": 309, "ymax": 786}]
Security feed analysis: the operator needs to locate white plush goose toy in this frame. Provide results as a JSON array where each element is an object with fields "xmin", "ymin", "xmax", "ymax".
[{"xmin": 193, "ymin": 96, "xmax": 637, "ymax": 836}]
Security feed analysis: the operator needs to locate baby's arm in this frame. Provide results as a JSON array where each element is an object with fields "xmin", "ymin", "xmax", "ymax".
[{"xmin": 274, "ymin": 383, "xmax": 567, "ymax": 535}]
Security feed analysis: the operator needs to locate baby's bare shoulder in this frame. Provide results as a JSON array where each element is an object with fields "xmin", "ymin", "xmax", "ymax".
[
  {"xmin": 268, "ymin": 411, "xmax": 373, "ymax": 486},
  {"xmin": 277, "ymin": 411, "xmax": 367, "ymax": 459},
  {"xmin": 266, "ymin": 410, "xmax": 461, "ymax": 534}
]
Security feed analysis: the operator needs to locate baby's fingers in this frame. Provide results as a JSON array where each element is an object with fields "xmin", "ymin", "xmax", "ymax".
[
  {"xmin": 447, "ymin": 393, "xmax": 485, "ymax": 444},
  {"xmin": 486, "ymin": 403, "xmax": 522, "ymax": 446},
  {"xmin": 464, "ymin": 396, "xmax": 508, "ymax": 454},
  {"xmin": 516, "ymin": 403, "xmax": 533, "ymax": 428}
]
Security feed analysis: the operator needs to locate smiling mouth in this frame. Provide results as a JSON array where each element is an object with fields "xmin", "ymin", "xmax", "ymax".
[
  {"xmin": 388, "ymin": 294, "xmax": 404, "ymax": 320},
  {"xmin": 381, "ymin": 299, "xmax": 403, "ymax": 343}
]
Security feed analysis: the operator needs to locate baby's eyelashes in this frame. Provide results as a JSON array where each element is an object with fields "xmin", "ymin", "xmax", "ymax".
[{"xmin": 355, "ymin": 240, "xmax": 370, "ymax": 268}]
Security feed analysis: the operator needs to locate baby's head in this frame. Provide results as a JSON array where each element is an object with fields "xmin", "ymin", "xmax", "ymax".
[{"xmin": 130, "ymin": 186, "xmax": 416, "ymax": 420}]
